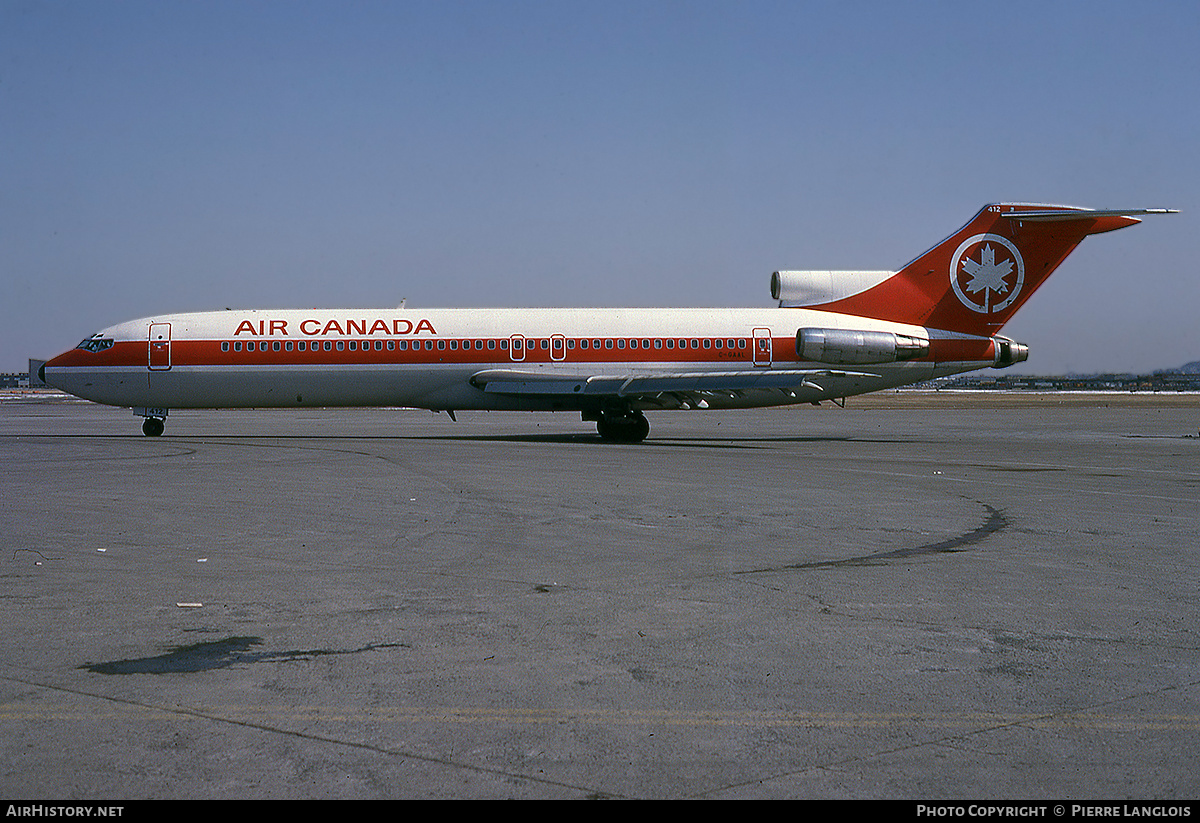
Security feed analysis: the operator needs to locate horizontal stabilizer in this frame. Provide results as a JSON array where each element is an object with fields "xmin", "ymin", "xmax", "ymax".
[{"xmin": 1000, "ymin": 207, "xmax": 1177, "ymax": 222}]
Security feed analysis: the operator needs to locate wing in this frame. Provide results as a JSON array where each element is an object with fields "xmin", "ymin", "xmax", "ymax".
[{"xmin": 469, "ymin": 367, "xmax": 879, "ymax": 408}]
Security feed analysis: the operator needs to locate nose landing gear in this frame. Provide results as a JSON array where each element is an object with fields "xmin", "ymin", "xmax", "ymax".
[{"xmin": 136, "ymin": 408, "xmax": 168, "ymax": 436}]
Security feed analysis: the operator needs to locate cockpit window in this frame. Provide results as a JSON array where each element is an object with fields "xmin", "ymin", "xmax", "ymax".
[{"xmin": 76, "ymin": 336, "xmax": 115, "ymax": 353}]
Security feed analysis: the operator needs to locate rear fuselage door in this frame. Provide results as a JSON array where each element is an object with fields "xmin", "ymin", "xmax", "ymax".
[{"xmin": 148, "ymin": 323, "xmax": 172, "ymax": 370}]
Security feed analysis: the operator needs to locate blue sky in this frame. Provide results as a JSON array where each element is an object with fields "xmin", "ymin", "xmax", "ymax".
[{"xmin": 3, "ymin": 0, "xmax": 1196, "ymax": 374}]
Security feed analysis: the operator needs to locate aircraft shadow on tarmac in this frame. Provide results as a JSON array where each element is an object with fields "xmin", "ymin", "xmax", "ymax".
[{"xmin": 22, "ymin": 432, "xmax": 920, "ymax": 449}]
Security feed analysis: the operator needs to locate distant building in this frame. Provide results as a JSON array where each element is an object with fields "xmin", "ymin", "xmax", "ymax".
[
  {"xmin": 28, "ymin": 359, "xmax": 46, "ymax": 388},
  {"xmin": 0, "ymin": 361, "xmax": 47, "ymax": 389},
  {"xmin": 915, "ymin": 372, "xmax": 1200, "ymax": 392}
]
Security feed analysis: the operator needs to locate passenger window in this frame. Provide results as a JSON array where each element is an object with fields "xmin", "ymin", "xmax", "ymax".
[
  {"xmin": 222, "ymin": 342, "xmax": 230, "ymax": 352},
  {"xmin": 349, "ymin": 341, "xmax": 357, "ymax": 351}
]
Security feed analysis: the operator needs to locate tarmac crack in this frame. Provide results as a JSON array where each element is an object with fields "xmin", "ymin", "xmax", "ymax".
[
  {"xmin": 0, "ymin": 675, "xmax": 621, "ymax": 798},
  {"xmin": 689, "ymin": 674, "xmax": 1200, "ymax": 799}
]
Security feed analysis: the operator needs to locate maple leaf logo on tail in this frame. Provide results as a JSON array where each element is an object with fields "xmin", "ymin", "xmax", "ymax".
[
  {"xmin": 949, "ymin": 233, "xmax": 1025, "ymax": 314},
  {"xmin": 963, "ymin": 244, "xmax": 1012, "ymax": 297}
]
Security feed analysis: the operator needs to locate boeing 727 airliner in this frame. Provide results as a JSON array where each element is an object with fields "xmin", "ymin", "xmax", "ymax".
[{"xmin": 41, "ymin": 203, "xmax": 1175, "ymax": 441}]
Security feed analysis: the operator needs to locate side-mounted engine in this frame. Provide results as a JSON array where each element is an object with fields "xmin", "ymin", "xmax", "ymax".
[{"xmin": 796, "ymin": 328, "xmax": 929, "ymax": 365}]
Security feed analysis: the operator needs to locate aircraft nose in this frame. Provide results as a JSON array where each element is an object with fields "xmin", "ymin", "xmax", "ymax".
[{"xmin": 38, "ymin": 352, "xmax": 70, "ymax": 391}]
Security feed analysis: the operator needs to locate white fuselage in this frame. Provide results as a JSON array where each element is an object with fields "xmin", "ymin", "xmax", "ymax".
[{"xmin": 44, "ymin": 305, "xmax": 994, "ymax": 413}]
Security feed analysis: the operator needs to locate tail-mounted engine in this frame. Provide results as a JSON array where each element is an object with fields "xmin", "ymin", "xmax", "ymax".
[
  {"xmin": 771, "ymin": 270, "xmax": 894, "ymax": 307},
  {"xmin": 992, "ymin": 336, "xmax": 1029, "ymax": 368},
  {"xmin": 796, "ymin": 327, "xmax": 929, "ymax": 365}
]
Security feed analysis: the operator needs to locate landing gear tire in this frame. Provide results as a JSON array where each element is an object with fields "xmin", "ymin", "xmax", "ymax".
[
  {"xmin": 141, "ymin": 417, "xmax": 165, "ymax": 437},
  {"xmin": 596, "ymin": 411, "xmax": 650, "ymax": 443}
]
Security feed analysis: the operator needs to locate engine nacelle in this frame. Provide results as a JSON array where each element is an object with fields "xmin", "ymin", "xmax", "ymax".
[
  {"xmin": 797, "ymin": 327, "xmax": 930, "ymax": 365},
  {"xmin": 771, "ymin": 270, "xmax": 894, "ymax": 307},
  {"xmin": 992, "ymin": 336, "xmax": 1029, "ymax": 368}
]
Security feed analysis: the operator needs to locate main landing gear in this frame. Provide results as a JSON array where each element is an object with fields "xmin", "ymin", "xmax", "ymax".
[{"xmin": 593, "ymin": 409, "xmax": 650, "ymax": 443}]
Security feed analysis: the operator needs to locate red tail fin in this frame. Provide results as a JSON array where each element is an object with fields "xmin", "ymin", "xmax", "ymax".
[{"xmin": 798, "ymin": 203, "xmax": 1170, "ymax": 335}]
